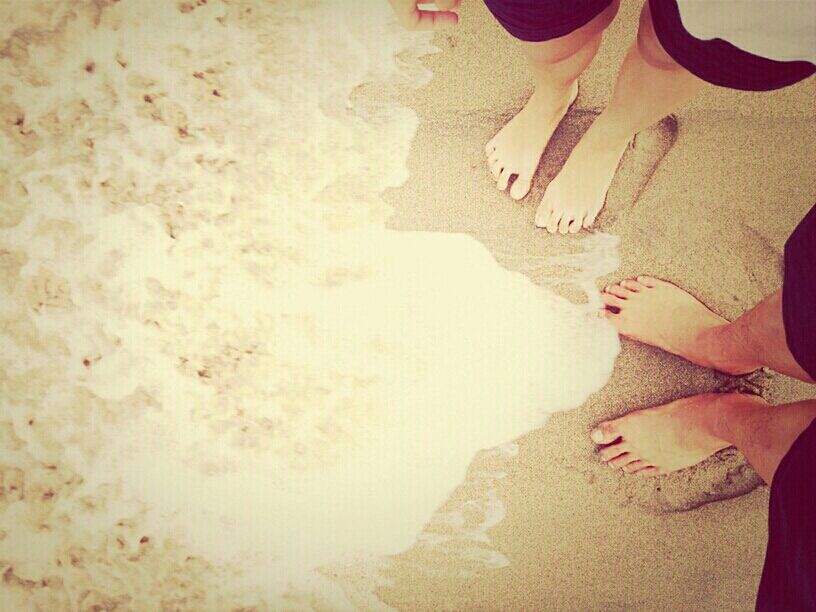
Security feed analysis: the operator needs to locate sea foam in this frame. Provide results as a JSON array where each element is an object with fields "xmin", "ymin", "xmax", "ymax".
[{"xmin": 0, "ymin": 0, "xmax": 619, "ymax": 608}]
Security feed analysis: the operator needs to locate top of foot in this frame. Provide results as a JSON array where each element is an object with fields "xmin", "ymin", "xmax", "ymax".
[
  {"xmin": 601, "ymin": 275, "xmax": 760, "ymax": 375},
  {"xmin": 535, "ymin": 115, "xmax": 629, "ymax": 234},
  {"xmin": 485, "ymin": 81, "xmax": 578, "ymax": 201},
  {"xmin": 589, "ymin": 393, "xmax": 760, "ymax": 476}
]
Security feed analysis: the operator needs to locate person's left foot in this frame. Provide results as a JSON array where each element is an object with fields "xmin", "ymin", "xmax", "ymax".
[
  {"xmin": 590, "ymin": 393, "xmax": 764, "ymax": 476},
  {"xmin": 535, "ymin": 116, "xmax": 629, "ymax": 233}
]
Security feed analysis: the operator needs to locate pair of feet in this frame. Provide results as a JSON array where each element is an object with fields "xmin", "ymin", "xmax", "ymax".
[
  {"xmin": 593, "ymin": 275, "xmax": 763, "ymax": 477},
  {"xmin": 489, "ymin": 87, "xmax": 755, "ymax": 476},
  {"xmin": 485, "ymin": 82, "xmax": 629, "ymax": 233}
]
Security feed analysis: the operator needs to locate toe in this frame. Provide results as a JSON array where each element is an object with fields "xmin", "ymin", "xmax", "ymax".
[
  {"xmin": 546, "ymin": 211, "xmax": 562, "ymax": 234},
  {"xmin": 634, "ymin": 466, "xmax": 659, "ymax": 477},
  {"xmin": 490, "ymin": 162, "xmax": 503, "ymax": 181},
  {"xmin": 599, "ymin": 442, "xmax": 627, "ymax": 462},
  {"xmin": 608, "ymin": 453, "xmax": 632, "ymax": 469},
  {"xmin": 600, "ymin": 292, "xmax": 625, "ymax": 310},
  {"xmin": 622, "ymin": 459, "xmax": 645, "ymax": 473},
  {"xmin": 485, "ymin": 139, "xmax": 496, "ymax": 156},
  {"xmin": 558, "ymin": 215, "xmax": 573, "ymax": 235},
  {"xmin": 621, "ymin": 279, "xmax": 644, "ymax": 292},
  {"xmin": 591, "ymin": 421, "xmax": 621, "ymax": 445},
  {"xmin": 568, "ymin": 216, "xmax": 584, "ymax": 234},
  {"xmin": 605, "ymin": 284, "xmax": 630, "ymax": 299},
  {"xmin": 583, "ymin": 212, "xmax": 598, "ymax": 229},
  {"xmin": 636, "ymin": 275, "xmax": 659, "ymax": 288},
  {"xmin": 538, "ymin": 187, "xmax": 560, "ymax": 232},
  {"xmin": 534, "ymin": 201, "xmax": 552, "ymax": 228},
  {"xmin": 497, "ymin": 169, "xmax": 511, "ymax": 191},
  {"xmin": 510, "ymin": 173, "xmax": 532, "ymax": 200}
]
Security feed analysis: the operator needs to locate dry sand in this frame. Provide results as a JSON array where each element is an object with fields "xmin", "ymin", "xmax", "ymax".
[{"xmin": 378, "ymin": 1, "xmax": 816, "ymax": 610}]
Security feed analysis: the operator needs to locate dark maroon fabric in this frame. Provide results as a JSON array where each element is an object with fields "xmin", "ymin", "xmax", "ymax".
[
  {"xmin": 482, "ymin": 0, "xmax": 815, "ymax": 90},
  {"xmin": 649, "ymin": 0, "xmax": 815, "ymax": 91},
  {"xmin": 755, "ymin": 205, "xmax": 816, "ymax": 610},
  {"xmin": 756, "ymin": 416, "xmax": 816, "ymax": 611},
  {"xmin": 782, "ymin": 204, "xmax": 816, "ymax": 381},
  {"xmin": 482, "ymin": 0, "xmax": 612, "ymax": 42}
]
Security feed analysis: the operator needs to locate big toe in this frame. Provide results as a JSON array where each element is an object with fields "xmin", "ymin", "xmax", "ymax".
[
  {"xmin": 534, "ymin": 198, "xmax": 552, "ymax": 228},
  {"xmin": 510, "ymin": 173, "xmax": 532, "ymax": 200},
  {"xmin": 537, "ymin": 186, "xmax": 564, "ymax": 233}
]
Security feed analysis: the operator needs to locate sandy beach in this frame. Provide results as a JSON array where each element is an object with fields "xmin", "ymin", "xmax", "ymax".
[
  {"xmin": 1, "ymin": 0, "xmax": 814, "ymax": 610},
  {"xmin": 380, "ymin": 1, "xmax": 816, "ymax": 610}
]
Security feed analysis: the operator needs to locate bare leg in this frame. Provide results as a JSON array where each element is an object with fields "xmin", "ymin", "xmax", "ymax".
[
  {"xmin": 602, "ymin": 277, "xmax": 815, "ymax": 383},
  {"xmin": 595, "ymin": 274, "xmax": 815, "ymax": 480},
  {"xmin": 485, "ymin": 1, "xmax": 619, "ymax": 201},
  {"xmin": 592, "ymin": 393, "xmax": 816, "ymax": 484},
  {"xmin": 537, "ymin": 2, "xmax": 707, "ymax": 233}
]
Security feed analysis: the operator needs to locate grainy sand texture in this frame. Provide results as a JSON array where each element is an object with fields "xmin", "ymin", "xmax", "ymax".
[
  {"xmin": 380, "ymin": 1, "xmax": 815, "ymax": 611},
  {"xmin": 0, "ymin": 0, "xmax": 814, "ymax": 611}
]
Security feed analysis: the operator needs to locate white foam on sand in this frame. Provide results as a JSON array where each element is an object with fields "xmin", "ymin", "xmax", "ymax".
[{"xmin": 0, "ymin": 0, "xmax": 619, "ymax": 608}]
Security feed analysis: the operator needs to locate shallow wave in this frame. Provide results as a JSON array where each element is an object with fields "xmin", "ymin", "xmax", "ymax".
[{"xmin": 0, "ymin": 1, "xmax": 619, "ymax": 608}]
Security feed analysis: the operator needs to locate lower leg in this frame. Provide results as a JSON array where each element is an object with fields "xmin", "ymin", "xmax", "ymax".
[
  {"xmin": 486, "ymin": 1, "xmax": 618, "ymax": 200},
  {"xmin": 715, "ymin": 396, "xmax": 816, "ymax": 484},
  {"xmin": 589, "ymin": 2, "xmax": 707, "ymax": 144},
  {"xmin": 523, "ymin": 28, "xmax": 603, "ymax": 105},
  {"xmin": 537, "ymin": 2, "xmax": 707, "ymax": 232},
  {"xmin": 698, "ymin": 290, "xmax": 815, "ymax": 383}
]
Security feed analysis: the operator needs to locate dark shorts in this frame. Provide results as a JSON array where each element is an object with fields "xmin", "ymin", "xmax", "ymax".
[
  {"xmin": 755, "ymin": 204, "xmax": 816, "ymax": 611},
  {"xmin": 756, "ymin": 418, "xmax": 816, "ymax": 611},
  {"xmin": 484, "ymin": 0, "xmax": 816, "ymax": 91},
  {"xmin": 482, "ymin": 0, "xmax": 613, "ymax": 43},
  {"xmin": 782, "ymin": 204, "xmax": 816, "ymax": 382},
  {"xmin": 649, "ymin": 0, "xmax": 816, "ymax": 91}
]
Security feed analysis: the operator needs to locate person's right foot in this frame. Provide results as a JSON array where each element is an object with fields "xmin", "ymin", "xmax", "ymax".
[
  {"xmin": 485, "ymin": 81, "xmax": 578, "ymax": 201},
  {"xmin": 601, "ymin": 275, "xmax": 761, "ymax": 375},
  {"xmin": 590, "ymin": 393, "xmax": 765, "ymax": 476}
]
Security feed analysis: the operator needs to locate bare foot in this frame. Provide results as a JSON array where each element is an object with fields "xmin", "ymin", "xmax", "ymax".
[
  {"xmin": 601, "ymin": 275, "xmax": 761, "ymax": 375},
  {"xmin": 485, "ymin": 81, "xmax": 578, "ymax": 201},
  {"xmin": 590, "ymin": 393, "xmax": 765, "ymax": 476},
  {"xmin": 535, "ymin": 117, "xmax": 628, "ymax": 233}
]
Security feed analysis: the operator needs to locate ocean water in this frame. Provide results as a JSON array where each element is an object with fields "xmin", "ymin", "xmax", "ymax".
[{"xmin": 0, "ymin": 1, "xmax": 619, "ymax": 608}]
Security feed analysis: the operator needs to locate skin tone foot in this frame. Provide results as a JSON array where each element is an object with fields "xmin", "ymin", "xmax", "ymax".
[
  {"xmin": 485, "ymin": 81, "xmax": 579, "ymax": 201},
  {"xmin": 535, "ymin": 115, "xmax": 628, "ymax": 233},
  {"xmin": 600, "ymin": 275, "xmax": 761, "ymax": 375},
  {"xmin": 590, "ymin": 393, "xmax": 765, "ymax": 476}
]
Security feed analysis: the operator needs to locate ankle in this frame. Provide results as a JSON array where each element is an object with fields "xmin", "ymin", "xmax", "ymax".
[
  {"xmin": 711, "ymin": 393, "xmax": 769, "ymax": 445},
  {"xmin": 532, "ymin": 80, "xmax": 577, "ymax": 112},
  {"xmin": 697, "ymin": 322, "xmax": 762, "ymax": 374},
  {"xmin": 584, "ymin": 111, "xmax": 633, "ymax": 150},
  {"xmin": 694, "ymin": 323, "xmax": 729, "ymax": 368}
]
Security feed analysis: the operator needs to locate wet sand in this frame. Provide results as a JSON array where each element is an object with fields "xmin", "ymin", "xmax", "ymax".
[
  {"xmin": 1, "ymin": 1, "xmax": 815, "ymax": 610},
  {"xmin": 380, "ymin": 1, "xmax": 816, "ymax": 610}
]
